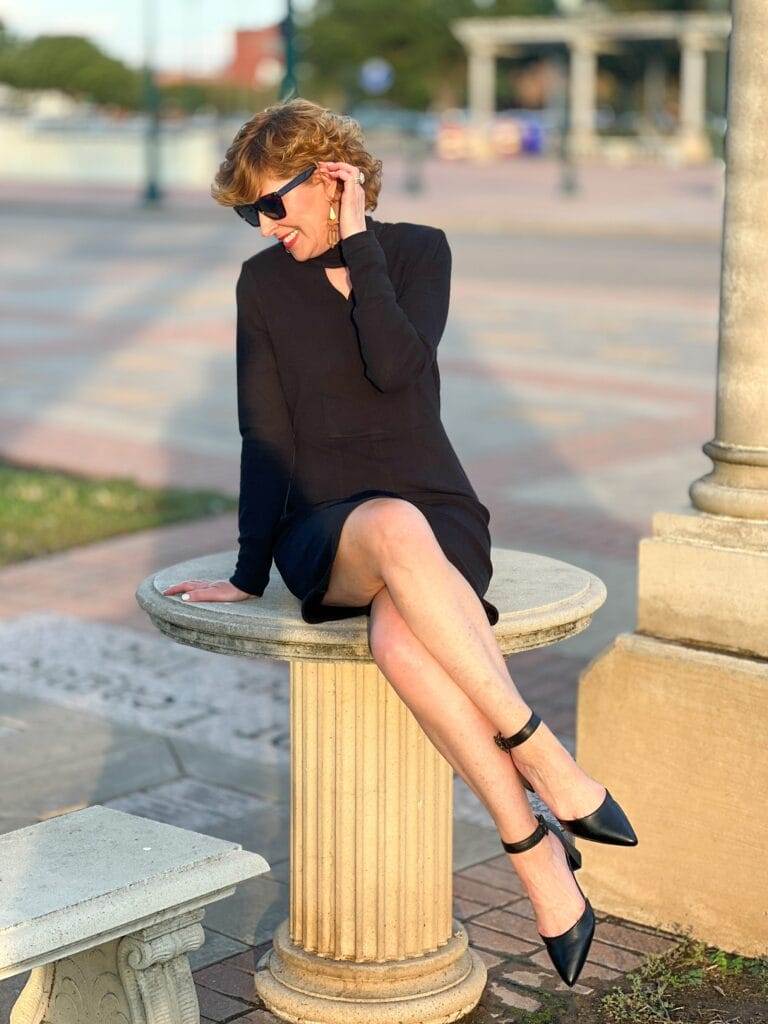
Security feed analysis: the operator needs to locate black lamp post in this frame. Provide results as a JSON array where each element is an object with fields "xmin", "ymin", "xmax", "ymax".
[
  {"xmin": 142, "ymin": 0, "xmax": 163, "ymax": 206},
  {"xmin": 279, "ymin": 0, "xmax": 298, "ymax": 100},
  {"xmin": 554, "ymin": 0, "xmax": 585, "ymax": 195}
]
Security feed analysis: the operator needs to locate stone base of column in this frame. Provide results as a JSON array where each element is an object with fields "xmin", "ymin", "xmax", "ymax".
[
  {"xmin": 254, "ymin": 919, "xmax": 486, "ymax": 1024},
  {"xmin": 575, "ymin": 629, "xmax": 768, "ymax": 956},
  {"xmin": 690, "ymin": 445, "xmax": 768, "ymax": 519},
  {"xmin": 637, "ymin": 507, "xmax": 768, "ymax": 657}
]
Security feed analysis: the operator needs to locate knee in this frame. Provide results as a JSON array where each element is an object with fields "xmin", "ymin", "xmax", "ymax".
[{"xmin": 364, "ymin": 499, "xmax": 436, "ymax": 561}]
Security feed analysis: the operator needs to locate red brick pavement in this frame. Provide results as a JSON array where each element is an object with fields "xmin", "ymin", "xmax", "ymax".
[
  {"xmin": 189, "ymin": 852, "xmax": 682, "ymax": 1022},
  {"xmin": 0, "ymin": 511, "xmax": 237, "ymax": 632}
]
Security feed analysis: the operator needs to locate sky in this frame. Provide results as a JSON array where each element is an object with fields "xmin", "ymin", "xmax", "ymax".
[{"xmin": 0, "ymin": 0, "xmax": 313, "ymax": 75}]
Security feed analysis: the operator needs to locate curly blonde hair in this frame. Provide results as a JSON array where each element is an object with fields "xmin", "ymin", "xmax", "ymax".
[{"xmin": 210, "ymin": 97, "xmax": 383, "ymax": 211}]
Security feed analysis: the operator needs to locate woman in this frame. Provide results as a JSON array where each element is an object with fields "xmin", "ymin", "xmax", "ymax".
[{"xmin": 163, "ymin": 98, "xmax": 637, "ymax": 987}]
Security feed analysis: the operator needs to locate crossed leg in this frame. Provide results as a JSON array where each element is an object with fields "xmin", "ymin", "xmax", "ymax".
[{"xmin": 319, "ymin": 497, "xmax": 603, "ymax": 936}]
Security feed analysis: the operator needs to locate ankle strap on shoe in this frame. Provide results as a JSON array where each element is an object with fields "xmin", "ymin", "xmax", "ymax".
[
  {"xmin": 501, "ymin": 812, "xmax": 549, "ymax": 854},
  {"xmin": 493, "ymin": 710, "xmax": 542, "ymax": 752}
]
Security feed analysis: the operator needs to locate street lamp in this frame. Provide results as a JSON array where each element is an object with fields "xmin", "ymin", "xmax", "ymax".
[
  {"xmin": 553, "ymin": 0, "xmax": 586, "ymax": 195},
  {"xmin": 279, "ymin": 0, "xmax": 298, "ymax": 100},
  {"xmin": 142, "ymin": 0, "xmax": 162, "ymax": 206}
]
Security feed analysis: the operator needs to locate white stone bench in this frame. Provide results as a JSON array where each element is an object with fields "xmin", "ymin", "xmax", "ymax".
[{"xmin": 0, "ymin": 804, "xmax": 269, "ymax": 1024}]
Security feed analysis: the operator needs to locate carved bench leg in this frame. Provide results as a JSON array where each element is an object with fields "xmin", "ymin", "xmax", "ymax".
[{"xmin": 11, "ymin": 908, "xmax": 206, "ymax": 1024}]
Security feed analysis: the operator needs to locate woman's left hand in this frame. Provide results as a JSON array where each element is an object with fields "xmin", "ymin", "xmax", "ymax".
[{"xmin": 316, "ymin": 161, "xmax": 366, "ymax": 240}]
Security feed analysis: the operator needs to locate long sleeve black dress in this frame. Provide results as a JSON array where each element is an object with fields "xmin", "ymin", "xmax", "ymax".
[{"xmin": 229, "ymin": 213, "xmax": 499, "ymax": 626}]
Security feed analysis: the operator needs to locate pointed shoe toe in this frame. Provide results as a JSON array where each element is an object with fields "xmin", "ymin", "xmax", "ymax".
[
  {"xmin": 542, "ymin": 898, "xmax": 596, "ymax": 987},
  {"xmin": 557, "ymin": 789, "xmax": 638, "ymax": 847}
]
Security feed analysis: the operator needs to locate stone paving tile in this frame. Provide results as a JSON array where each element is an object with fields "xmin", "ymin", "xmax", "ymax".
[
  {"xmin": 455, "ymin": 860, "xmax": 527, "ymax": 898},
  {"xmin": 194, "ymin": 984, "xmax": 253, "ymax": 1022},
  {"xmin": 452, "ymin": 875, "xmax": 522, "ymax": 910},
  {"xmin": 201, "ymin": 875, "xmax": 289, "ymax": 948},
  {"xmin": 454, "ymin": 895, "xmax": 494, "ymax": 921},
  {"xmin": 475, "ymin": 948, "xmax": 506, "ymax": 970},
  {"xmin": 583, "ymin": 937, "xmax": 647, "ymax": 973},
  {"xmin": 528, "ymin": 947, "xmax": 622, "ymax": 981},
  {"xmin": 595, "ymin": 918, "xmax": 682, "ymax": 954},
  {"xmin": 487, "ymin": 979, "xmax": 543, "ymax": 1012},
  {"xmin": 215, "ymin": 944, "xmax": 272, "ymax": 977},
  {"xmin": 464, "ymin": 921, "xmax": 541, "ymax": 958},
  {"xmin": 234, "ymin": 1013, "xmax": 282, "ymax": 1023},
  {"xmin": 0, "ymin": 972, "xmax": 28, "ymax": 1022},
  {"xmin": 191, "ymin": 929, "xmax": 252, "ymax": 972},
  {"xmin": 194, "ymin": 961, "xmax": 260, "ymax": 1003},
  {"xmin": 473, "ymin": 907, "xmax": 548, "ymax": 947},
  {"xmin": 500, "ymin": 965, "xmax": 595, "ymax": 996}
]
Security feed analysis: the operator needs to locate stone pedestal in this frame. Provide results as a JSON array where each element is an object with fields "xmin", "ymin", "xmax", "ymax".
[
  {"xmin": 138, "ymin": 547, "xmax": 605, "ymax": 1024},
  {"xmin": 637, "ymin": 508, "xmax": 768, "ymax": 658},
  {"xmin": 576, "ymin": 630, "xmax": 768, "ymax": 956}
]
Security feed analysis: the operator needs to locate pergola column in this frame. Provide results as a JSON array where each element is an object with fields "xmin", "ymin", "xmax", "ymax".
[
  {"xmin": 677, "ymin": 31, "xmax": 711, "ymax": 161},
  {"xmin": 568, "ymin": 33, "xmax": 598, "ymax": 160},
  {"xmin": 690, "ymin": 4, "xmax": 768, "ymax": 518},
  {"xmin": 467, "ymin": 38, "xmax": 497, "ymax": 160}
]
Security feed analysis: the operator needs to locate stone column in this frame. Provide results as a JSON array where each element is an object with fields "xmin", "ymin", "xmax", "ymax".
[
  {"xmin": 575, "ymin": 0, "xmax": 768, "ymax": 956},
  {"xmin": 642, "ymin": 54, "xmax": 666, "ymax": 134},
  {"xmin": 677, "ymin": 31, "xmax": 711, "ymax": 162},
  {"xmin": 254, "ymin": 659, "xmax": 486, "ymax": 1024},
  {"xmin": 690, "ymin": 6, "xmax": 768, "ymax": 519},
  {"xmin": 568, "ymin": 34, "xmax": 598, "ymax": 160},
  {"xmin": 467, "ymin": 39, "xmax": 496, "ymax": 161}
]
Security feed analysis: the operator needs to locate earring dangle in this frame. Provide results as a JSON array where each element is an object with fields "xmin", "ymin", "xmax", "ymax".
[{"xmin": 327, "ymin": 203, "xmax": 339, "ymax": 247}]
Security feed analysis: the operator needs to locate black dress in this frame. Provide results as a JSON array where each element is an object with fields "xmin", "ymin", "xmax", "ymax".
[{"xmin": 229, "ymin": 213, "xmax": 499, "ymax": 627}]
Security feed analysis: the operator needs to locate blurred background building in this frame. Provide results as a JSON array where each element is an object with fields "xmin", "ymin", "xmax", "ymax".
[{"xmin": 0, "ymin": 1, "xmax": 732, "ymax": 194}]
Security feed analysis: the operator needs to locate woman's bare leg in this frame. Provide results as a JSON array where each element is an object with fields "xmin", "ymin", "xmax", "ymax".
[
  {"xmin": 322, "ymin": 498, "xmax": 604, "ymax": 822},
  {"xmin": 366, "ymin": 585, "xmax": 585, "ymax": 938}
]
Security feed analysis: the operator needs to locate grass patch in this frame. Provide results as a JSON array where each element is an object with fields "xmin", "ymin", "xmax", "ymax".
[
  {"xmin": 599, "ymin": 929, "xmax": 768, "ymax": 1024},
  {"xmin": 0, "ymin": 459, "xmax": 237, "ymax": 566}
]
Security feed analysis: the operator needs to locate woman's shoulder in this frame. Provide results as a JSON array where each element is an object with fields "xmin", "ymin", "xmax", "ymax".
[{"xmin": 371, "ymin": 217, "xmax": 447, "ymax": 255}]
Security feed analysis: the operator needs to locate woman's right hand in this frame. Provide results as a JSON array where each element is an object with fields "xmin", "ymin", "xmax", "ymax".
[{"xmin": 161, "ymin": 579, "xmax": 256, "ymax": 603}]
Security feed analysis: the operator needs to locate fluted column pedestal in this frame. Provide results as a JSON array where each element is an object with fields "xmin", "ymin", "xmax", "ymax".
[{"xmin": 254, "ymin": 660, "xmax": 482, "ymax": 1024}]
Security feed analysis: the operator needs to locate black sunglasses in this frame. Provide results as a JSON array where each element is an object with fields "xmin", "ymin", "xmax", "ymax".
[{"xmin": 234, "ymin": 164, "xmax": 317, "ymax": 227}]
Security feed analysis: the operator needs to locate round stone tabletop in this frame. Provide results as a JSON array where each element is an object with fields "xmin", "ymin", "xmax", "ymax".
[{"xmin": 136, "ymin": 548, "xmax": 606, "ymax": 662}]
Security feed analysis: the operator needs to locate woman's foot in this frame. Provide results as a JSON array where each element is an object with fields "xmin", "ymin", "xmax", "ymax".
[
  {"xmin": 506, "ymin": 824, "xmax": 586, "ymax": 938},
  {"xmin": 505, "ymin": 718, "xmax": 606, "ymax": 823}
]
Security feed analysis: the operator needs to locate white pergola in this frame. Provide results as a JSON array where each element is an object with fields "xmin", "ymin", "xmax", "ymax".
[{"xmin": 451, "ymin": 11, "xmax": 732, "ymax": 161}]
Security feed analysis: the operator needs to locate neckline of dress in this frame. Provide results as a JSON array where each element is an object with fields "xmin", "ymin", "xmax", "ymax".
[{"xmin": 285, "ymin": 216, "xmax": 376, "ymax": 268}]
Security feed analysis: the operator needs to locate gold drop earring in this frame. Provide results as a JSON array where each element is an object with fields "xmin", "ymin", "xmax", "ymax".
[{"xmin": 327, "ymin": 202, "xmax": 340, "ymax": 247}]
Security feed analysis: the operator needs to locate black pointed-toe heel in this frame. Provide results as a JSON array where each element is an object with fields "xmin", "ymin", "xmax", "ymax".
[
  {"xmin": 493, "ymin": 710, "xmax": 639, "ymax": 847},
  {"xmin": 557, "ymin": 788, "xmax": 638, "ymax": 847},
  {"xmin": 500, "ymin": 812, "xmax": 595, "ymax": 987}
]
